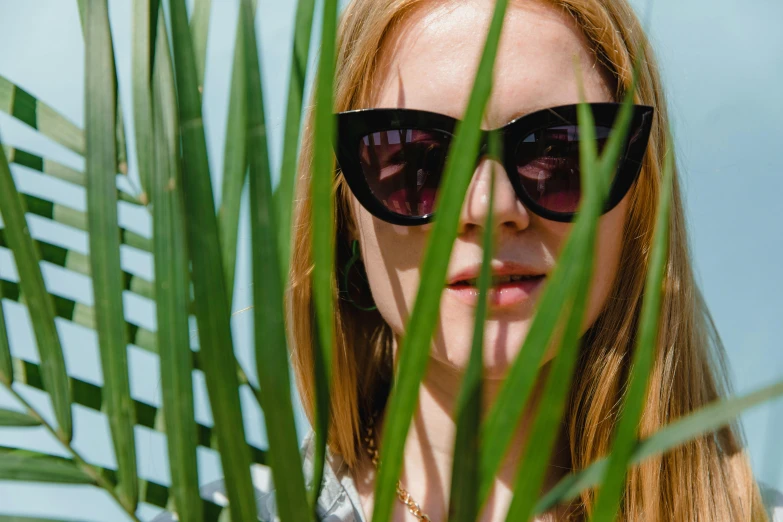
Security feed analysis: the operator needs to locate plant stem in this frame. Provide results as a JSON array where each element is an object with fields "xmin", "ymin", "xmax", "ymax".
[{"xmin": 2, "ymin": 382, "xmax": 143, "ymax": 522}]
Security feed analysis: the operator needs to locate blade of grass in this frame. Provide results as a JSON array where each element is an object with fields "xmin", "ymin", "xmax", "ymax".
[
  {"xmin": 84, "ymin": 1, "xmax": 138, "ymax": 511},
  {"xmin": 477, "ymin": 57, "xmax": 642, "ymax": 511},
  {"xmin": 447, "ymin": 134, "xmax": 498, "ymax": 522},
  {"xmin": 476, "ymin": 205, "xmax": 589, "ymax": 507},
  {"xmin": 503, "ymin": 236, "xmax": 593, "ymax": 522},
  {"xmin": 131, "ymin": 0, "xmax": 158, "ymax": 203},
  {"xmin": 0, "ymin": 144, "xmax": 72, "ymax": 442},
  {"xmin": 591, "ymin": 138, "xmax": 674, "ymax": 522},
  {"xmin": 217, "ymin": 6, "xmax": 250, "ymax": 308},
  {"xmin": 166, "ymin": 1, "xmax": 258, "ymax": 519},
  {"xmin": 535, "ymin": 377, "xmax": 783, "ymax": 515},
  {"xmin": 371, "ymin": 2, "xmax": 509, "ymax": 521},
  {"xmin": 0, "ymin": 75, "xmax": 84, "ymax": 156},
  {"xmin": 501, "ymin": 89, "xmax": 605, "ymax": 521},
  {"xmin": 308, "ymin": 0, "xmax": 339, "ymax": 510},
  {"xmin": 150, "ymin": 7, "xmax": 204, "ymax": 521},
  {"xmin": 274, "ymin": 0, "xmax": 316, "ymax": 283},
  {"xmin": 241, "ymin": 1, "xmax": 311, "ymax": 519},
  {"xmin": 191, "ymin": 0, "xmax": 212, "ymax": 93}
]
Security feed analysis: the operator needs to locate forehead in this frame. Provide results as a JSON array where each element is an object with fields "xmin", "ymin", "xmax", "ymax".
[{"xmin": 371, "ymin": 0, "xmax": 613, "ymax": 127}]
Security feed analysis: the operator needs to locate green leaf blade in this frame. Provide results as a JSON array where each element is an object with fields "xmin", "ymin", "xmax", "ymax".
[
  {"xmin": 0, "ymin": 448, "xmax": 94, "ymax": 485},
  {"xmin": 166, "ymin": 1, "xmax": 258, "ymax": 520},
  {"xmin": 275, "ymin": 0, "xmax": 316, "ymax": 284},
  {"xmin": 535, "ymin": 378, "xmax": 783, "ymax": 515},
  {"xmin": 0, "ymin": 408, "xmax": 40, "ymax": 427},
  {"xmin": 150, "ymin": 10, "xmax": 204, "ymax": 522},
  {"xmin": 308, "ymin": 0, "xmax": 340, "ymax": 511},
  {"xmin": 371, "ymin": 2, "xmax": 510, "ymax": 521},
  {"xmin": 131, "ymin": 0, "xmax": 157, "ymax": 202},
  {"xmin": 84, "ymin": 1, "xmax": 138, "ymax": 510},
  {"xmin": 591, "ymin": 137, "xmax": 675, "ymax": 522},
  {"xmin": 0, "ymin": 142, "xmax": 72, "ymax": 443},
  {"xmin": 0, "ymin": 75, "xmax": 85, "ymax": 156},
  {"xmin": 217, "ymin": 8, "xmax": 249, "ymax": 308},
  {"xmin": 241, "ymin": 2, "xmax": 311, "ymax": 520},
  {"xmin": 448, "ymin": 135, "xmax": 499, "ymax": 522},
  {"xmin": 0, "ymin": 277, "xmax": 12, "ymax": 385},
  {"xmin": 191, "ymin": 0, "xmax": 213, "ymax": 92}
]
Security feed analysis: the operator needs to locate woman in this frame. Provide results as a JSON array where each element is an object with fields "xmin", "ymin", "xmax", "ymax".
[
  {"xmin": 287, "ymin": 0, "xmax": 774, "ymax": 520},
  {"xmin": 156, "ymin": 0, "xmax": 780, "ymax": 520}
]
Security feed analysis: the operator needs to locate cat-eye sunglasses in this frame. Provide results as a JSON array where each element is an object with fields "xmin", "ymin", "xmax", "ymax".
[{"xmin": 334, "ymin": 102, "xmax": 654, "ymax": 225}]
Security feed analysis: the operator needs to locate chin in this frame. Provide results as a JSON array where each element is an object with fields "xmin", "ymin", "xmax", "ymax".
[{"xmin": 432, "ymin": 316, "xmax": 536, "ymax": 379}]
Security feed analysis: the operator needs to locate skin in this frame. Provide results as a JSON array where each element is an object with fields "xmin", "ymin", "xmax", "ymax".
[{"xmin": 348, "ymin": 1, "xmax": 627, "ymax": 520}]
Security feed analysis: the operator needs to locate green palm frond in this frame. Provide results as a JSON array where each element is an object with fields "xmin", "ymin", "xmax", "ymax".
[{"xmin": 0, "ymin": 76, "xmax": 84, "ymax": 157}]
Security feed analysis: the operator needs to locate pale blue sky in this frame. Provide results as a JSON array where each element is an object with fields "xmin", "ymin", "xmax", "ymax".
[{"xmin": 0, "ymin": 0, "xmax": 780, "ymax": 520}]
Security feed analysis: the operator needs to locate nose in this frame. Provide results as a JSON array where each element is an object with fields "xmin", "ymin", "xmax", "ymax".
[{"xmin": 457, "ymin": 157, "xmax": 531, "ymax": 236}]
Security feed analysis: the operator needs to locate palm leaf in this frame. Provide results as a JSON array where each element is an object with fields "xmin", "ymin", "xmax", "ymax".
[
  {"xmin": 84, "ymin": 1, "xmax": 138, "ymax": 510},
  {"xmin": 10, "ymin": 355, "xmax": 268, "ymax": 466},
  {"xmin": 0, "ymin": 271, "xmax": 12, "ymax": 385},
  {"xmin": 0, "ymin": 408, "xmax": 40, "ymax": 427},
  {"xmin": 0, "ymin": 75, "xmax": 84, "ymax": 156},
  {"xmin": 74, "ymin": 1, "xmax": 128, "ymax": 175},
  {"xmin": 0, "ymin": 447, "xmax": 94, "ymax": 485},
  {"xmin": 274, "ymin": 0, "xmax": 316, "ymax": 284},
  {"xmin": 166, "ymin": 1, "xmax": 258, "ymax": 519},
  {"xmin": 240, "ymin": 1, "xmax": 311, "ymax": 521},
  {"xmin": 308, "ymin": 0, "xmax": 339, "ymax": 509},
  {"xmin": 217, "ymin": 7, "xmax": 250, "ymax": 307},
  {"xmin": 0, "ymin": 142, "xmax": 72, "ymax": 443},
  {"xmin": 150, "ymin": 6, "xmax": 204, "ymax": 520},
  {"xmin": 131, "ymin": 0, "xmax": 157, "ymax": 202},
  {"xmin": 191, "ymin": 0, "xmax": 212, "ymax": 93},
  {"xmin": 371, "ymin": 1, "xmax": 509, "ymax": 520},
  {"xmin": 591, "ymin": 137, "xmax": 675, "ymax": 521},
  {"xmin": 3, "ymin": 145, "xmax": 141, "ymax": 205},
  {"xmin": 13, "ymin": 192, "xmax": 152, "ymax": 253}
]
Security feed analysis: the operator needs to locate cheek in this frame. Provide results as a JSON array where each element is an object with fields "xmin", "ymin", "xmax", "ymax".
[
  {"xmin": 352, "ymin": 199, "xmax": 429, "ymax": 338},
  {"xmin": 582, "ymin": 201, "xmax": 628, "ymax": 334}
]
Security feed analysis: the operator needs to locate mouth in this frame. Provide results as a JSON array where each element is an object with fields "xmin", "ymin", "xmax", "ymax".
[{"xmin": 446, "ymin": 274, "xmax": 546, "ymax": 308}]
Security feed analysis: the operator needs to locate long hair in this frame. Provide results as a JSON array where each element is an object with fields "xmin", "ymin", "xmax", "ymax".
[{"xmin": 285, "ymin": 0, "xmax": 767, "ymax": 519}]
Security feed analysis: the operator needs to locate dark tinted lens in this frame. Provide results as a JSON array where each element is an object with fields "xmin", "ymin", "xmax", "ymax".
[
  {"xmin": 515, "ymin": 124, "xmax": 611, "ymax": 213},
  {"xmin": 358, "ymin": 129, "xmax": 450, "ymax": 217}
]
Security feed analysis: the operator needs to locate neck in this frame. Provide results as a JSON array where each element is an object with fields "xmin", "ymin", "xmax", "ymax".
[{"xmin": 355, "ymin": 353, "xmax": 571, "ymax": 521}]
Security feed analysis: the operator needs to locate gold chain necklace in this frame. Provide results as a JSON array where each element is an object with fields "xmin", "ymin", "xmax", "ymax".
[{"xmin": 363, "ymin": 417, "xmax": 433, "ymax": 521}]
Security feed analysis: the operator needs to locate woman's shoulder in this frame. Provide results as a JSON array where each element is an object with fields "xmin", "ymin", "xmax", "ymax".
[{"xmin": 150, "ymin": 431, "xmax": 366, "ymax": 522}]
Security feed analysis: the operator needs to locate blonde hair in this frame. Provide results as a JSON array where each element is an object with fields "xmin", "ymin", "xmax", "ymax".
[{"xmin": 286, "ymin": 0, "xmax": 767, "ymax": 519}]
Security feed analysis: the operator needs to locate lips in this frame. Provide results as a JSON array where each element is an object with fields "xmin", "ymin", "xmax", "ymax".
[
  {"xmin": 447, "ymin": 262, "xmax": 544, "ymax": 286},
  {"xmin": 446, "ymin": 263, "xmax": 547, "ymax": 308}
]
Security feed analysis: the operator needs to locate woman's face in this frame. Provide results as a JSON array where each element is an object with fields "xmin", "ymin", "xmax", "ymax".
[{"xmin": 350, "ymin": 0, "xmax": 626, "ymax": 378}]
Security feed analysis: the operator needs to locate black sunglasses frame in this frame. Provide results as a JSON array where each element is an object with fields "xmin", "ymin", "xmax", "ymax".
[{"xmin": 335, "ymin": 102, "xmax": 655, "ymax": 225}]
